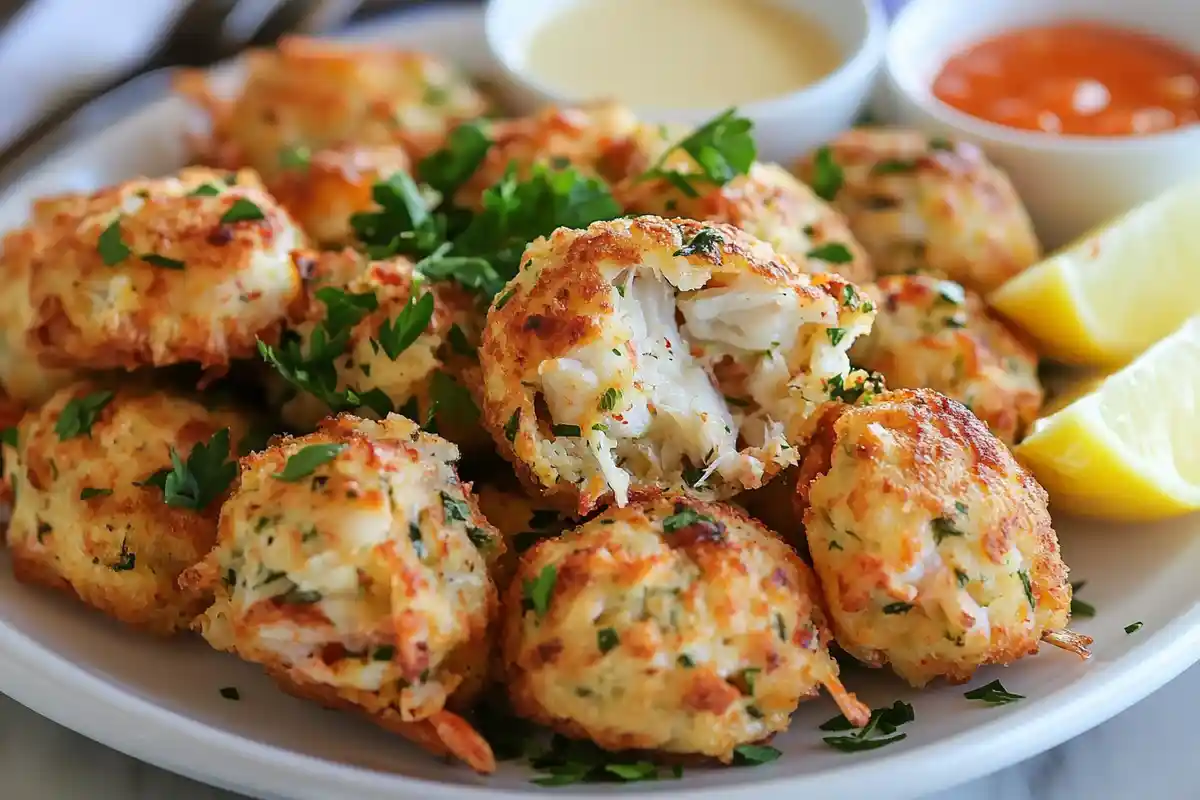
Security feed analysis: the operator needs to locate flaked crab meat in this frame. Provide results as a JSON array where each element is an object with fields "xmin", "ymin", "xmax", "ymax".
[{"xmin": 480, "ymin": 216, "xmax": 876, "ymax": 515}]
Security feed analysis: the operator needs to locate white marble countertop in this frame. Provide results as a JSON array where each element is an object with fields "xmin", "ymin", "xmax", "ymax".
[{"xmin": 0, "ymin": 1, "xmax": 1194, "ymax": 798}]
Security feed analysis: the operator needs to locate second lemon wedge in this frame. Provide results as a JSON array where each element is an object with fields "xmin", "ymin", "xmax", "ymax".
[
  {"xmin": 990, "ymin": 178, "xmax": 1200, "ymax": 367},
  {"xmin": 1015, "ymin": 316, "xmax": 1200, "ymax": 521}
]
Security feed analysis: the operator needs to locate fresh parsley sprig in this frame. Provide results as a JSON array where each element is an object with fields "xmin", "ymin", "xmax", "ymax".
[
  {"xmin": 638, "ymin": 108, "xmax": 756, "ymax": 197},
  {"xmin": 821, "ymin": 700, "xmax": 914, "ymax": 753},
  {"xmin": 963, "ymin": 680, "xmax": 1024, "ymax": 706},
  {"xmin": 138, "ymin": 428, "xmax": 237, "ymax": 511}
]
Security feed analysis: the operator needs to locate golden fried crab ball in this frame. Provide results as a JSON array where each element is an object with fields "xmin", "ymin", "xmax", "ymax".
[
  {"xmin": 271, "ymin": 249, "xmax": 487, "ymax": 451},
  {"xmin": 795, "ymin": 128, "xmax": 1040, "ymax": 294},
  {"xmin": 181, "ymin": 413, "xmax": 502, "ymax": 773},
  {"xmin": 480, "ymin": 216, "xmax": 877, "ymax": 516},
  {"xmin": 454, "ymin": 103, "xmax": 639, "ymax": 208},
  {"xmin": 851, "ymin": 275, "xmax": 1042, "ymax": 445},
  {"xmin": 605, "ymin": 126, "xmax": 873, "ymax": 285},
  {"xmin": 502, "ymin": 495, "xmax": 868, "ymax": 759},
  {"xmin": 3, "ymin": 381, "xmax": 252, "ymax": 634},
  {"xmin": 179, "ymin": 36, "xmax": 488, "ymax": 179},
  {"xmin": 794, "ymin": 389, "xmax": 1091, "ymax": 688},
  {"xmin": 0, "ymin": 224, "xmax": 79, "ymax": 405},
  {"xmin": 25, "ymin": 167, "xmax": 305, "ymax": 375},
  {"xmin": 267, "ymin": 144, "xmax": 411, "ymax": 247}
]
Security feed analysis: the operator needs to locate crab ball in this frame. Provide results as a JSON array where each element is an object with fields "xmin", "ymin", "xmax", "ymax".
[
  {"xmin": 795, "ymin": 128, "xmax": 1040, "ymax": 294},
  {"xmin": 267, "ymin": 144, "xmax": 412, "ymax": 247},
  {"xmin": 269, "ymin": 249, "xmax": 487, "ymax": 452},
  {"xmin": 3, "ymin": 382, "xmax": 252, "ymax": 634},
  {"xmin": 501, "ymin": 495, "xmax": 867, "ymax": 759},
  {"xmin": 795, "ymin": 389, "xmax": 1090, "ymax": 687},
  {"xmin": 180, "ymin": 413, "xmax": 503, "ymax": 772},
  {"xmin": 612, "ymin": 132, "xmax": 875, "ymax": 286},
  {"xmin": 178, "ymin": 36, "xmax": 489, "ymax": 177},
  {"xmin": 25, "ymin": 167, "xmax": 305, "ymax": 375},
  {"xmin": 851, "ymin": 275, "xmax": 1043, "ymax": 444},
  {"xmin": 480, "ymin": 216, "xmax": 877, "ymax": 516}
]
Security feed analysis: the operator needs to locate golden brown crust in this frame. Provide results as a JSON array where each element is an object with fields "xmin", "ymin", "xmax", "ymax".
[
  {"xmin": 851, "ymin": 275, "xmax": 1043, "ymax": 444},
  {"xmin": 794, "ymin": 128, "xmax": 1040, "ymax": 294},
  {"xmin": 501, "ymin": 495, "xmax": 867, "ymax": 759},
  {"xmin": 179, "ymin": 36, "xmax": 489, "ymax": 178},
  {"xmin": 25, "ymin": 168, "xmax": 304, "ymax": 373},
  {"xmin": 4, "ymin": 381, "xmax": 251, "ymax": 634},
  {"xmin": 795, "ymin": 389, "xmax": 1076, "ymax": 686}
]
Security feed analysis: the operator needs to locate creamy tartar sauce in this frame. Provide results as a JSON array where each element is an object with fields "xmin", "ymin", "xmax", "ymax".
[{"xmin": 523, "ymin": 0, "xmax": 842, "ymax": 109}]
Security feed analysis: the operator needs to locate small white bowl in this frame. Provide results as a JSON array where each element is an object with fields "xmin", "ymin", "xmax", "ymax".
[
  {"xmin": 484, "ymin": 0, "xmax": 888, "ymax": 165},
  {"xmin": 880, "ymin": 0, "xmax": 1200, "ymax": 249}
]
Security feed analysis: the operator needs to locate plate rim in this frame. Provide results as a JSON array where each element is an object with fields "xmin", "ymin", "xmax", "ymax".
[{"xmin": 2, "ymin": 4, "xmax": 1200, "ymax": 799}]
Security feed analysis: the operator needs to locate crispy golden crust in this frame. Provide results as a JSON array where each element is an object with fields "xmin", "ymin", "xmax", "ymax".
[
  {"xmin": 479, "ymin": 215, "xmax": 876, "ymax": 516},
  {"xmin": 501, "ymin": 495, "xmax": 867, "ymax": 759},
  {"xmin": 25, "ymin": 168, "xmax": 304, "ymax": 373},
  {"xmin": 268, "ymin": 145, "xmax": 411, "ymax": 247},
  {"xmin": 271, "ymin": 249, "xmax": 489, "ymax": 452},
  {"xmin": 794, "ymin": 389, "xmax": 1079, "ymax": 687},
  {"xmin": 795, "ymin": 128, "xmax": 1040, "ymax": 294},
  {"xmin": 3, "ymin": 382, "xmax": 251, "ymax": 634},
  {"xmin": 178, "ymin": 36, "xmax": 488, "ymax": 178},
  {"xmin": 181, "ymin": 413, "xmax": 500, "ymax": 772},
  {"xmin": 456, "ymin": 103, "xmax": 640, "ymax": 208},
  {"xmin": 851, "ymin": 275, "xmax": 1043, "ymax": 445}
]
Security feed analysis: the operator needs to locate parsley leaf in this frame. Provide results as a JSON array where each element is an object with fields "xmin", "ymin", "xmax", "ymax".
[
  {"xmin": 931, "ymin": 517, "xmax": 963, "ymax": 544},
  {"xmin": 963, "ymin": 679, "xmax": 1024, "ymax": 705},
  {"xmin": 639, "ymin": 108, "xmax": 756, "ymax": 195},
  {"xmin": 807, "ymin": 242, "xmax": 854, "ymax": 264},
  {"xmin": 351, "ymin": 171, "xmax": 443, "ymax": 260},
  {"xmin": 279, "ymin": 145, "xmax": 311, "ymax": 170},
  {"xmin": 97, "ymin": 219, "xmax": 131, "ymax": 265},
  {"xmin": 1125, "ymin": 621, "xmax": 1144, "ymax": 634},
  {"xmin": 220, "ymin": 197, "xmax": 265, "ymax": 224},
  {"xmin": 1019, "ymin": 569, "xmax": 1036, "ymax": 608},
  {"xmin": 598, "ymin": 387, "xmax": 622, "ymax": 412},
  {"xmin": 219, "ymin": 686, "xmax": 241, "ymax": 700},
  {"xmin": 79, "ymin": 487, "xmax": 112, "ymax": 500},
  {"xmin": 417, "ymin": 121, "xmax": 492, "ymax": 199},
  {"xmin": 1070, "ymin": 580, "xmax": 1096, "ymax": 618},
  {"xmin": 821, "ymin": 700, "xmax": 914, "ymax": 753},
  {"xmin": 0, "ymin": 427, "xmax": 16, "ymax": 447},
  {"xmin": 827, "ymin": 327, "xmax": 847, "ymax": 346},
  {"xmin": 662, "ymin": 503, "xmax": 723, "ymax": 535},
  {"xmin": 55, "ymin": 390, "xmax": 114, "ymax": 440},
  {"xmin": 315, "ymin": 287, "xmax": 378, "ymax": 336},
  {"xmin": 273, "ymin": 443, "xmax": 345, "ymax": 482},
  {"xmin": 552, "ymin": 423, "xmax": 581, "ymax": 437},
  {"xmin": 732, "ymin": 744, "xmax": 781, "ymax": 765},
  {"xmin": 377, "ymin": 291, "xmax": 434, "ymax": 359},
  {"xmin": 527, "ymin": 734, "xmax": 679, "ymax": 785},
  {"xmin": 809, "ymin": 146, "xmax": 844, "ymax": 201},
  {"xmin": 140, "ymin": 428, "xmax": 237, "ymax": 510},
  {"xmin": 673, "ymin": 227, "xmax": 724, "ymax": 260},
  {"xmin": 140, "ymin": 253, "xmax": 185, "ymax": 269},
  {"xmin": 190, "ymin": 184, "xmax": 222, "ymax": 197},
  {"xmin": 522, "ymin": 565, "xmax": 557, "ymax": 618},
  {"xmin": 882, "ymin": 602, "xmax": 913, "ymax": 614},
  {"xmin": 504, "ymin": 409, "xmax": 520, "ymax": 442},
  {"xmin": 597, "ymin": 627, "xmax": 619, "ymax": 654}
]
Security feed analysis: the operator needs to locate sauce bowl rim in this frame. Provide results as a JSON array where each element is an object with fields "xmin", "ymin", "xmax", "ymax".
[
  {"xmin": 484, "ymin": 0, "xmax": 890, "ymax": 121},
  {"xmin": 885, "ymin": 0, "xmax": 1200, "ymax": 153}
]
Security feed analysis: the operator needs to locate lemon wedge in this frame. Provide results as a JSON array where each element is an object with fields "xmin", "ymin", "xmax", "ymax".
[
  {"xmin": 1015, "ymin": 316, "xmax": 1200, "ymax": 521},
  {"xmin": 990, "ymin": 179, "xmax": 1200, "ymax": 367}
]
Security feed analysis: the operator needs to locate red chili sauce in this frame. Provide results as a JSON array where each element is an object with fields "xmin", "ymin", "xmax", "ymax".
[{"xmin": 932, "ymin": 22, "xmax": 1200, "ymax": 136}]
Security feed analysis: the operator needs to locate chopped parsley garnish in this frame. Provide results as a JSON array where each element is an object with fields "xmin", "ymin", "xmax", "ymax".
[
  {"xmin": 882, "ymin": 602, "xmax": 913, "ymax": 614},
  {"xmin": 597, "ymin": 628, "xmax": 619, "ymax": 654},
  {"xmin": 139, "ymin": 428, "xmax": 238, "ymax": 510},
  {"xmin": 55, "ymin": 390, "xmax": 114, "ymax": 440},
  {"xmin": 140, "ymin": 253, "xmax": 185, "ymax": 269},
  {"xmin": 97, "ymin": 218, "xmax": 131, "ymax": 265},
  {"xmin": 598, "ymin": 387, "xmax": 622, "ymax": 412},
  {"xmin": 373, "ymin": 645, "xmax": 396, "ymax": 661},
  {"xmin": 315, "ymin": 286, "xmax": 378, "ymax": 335},
  {"xmin": 377, "ymin": 291, "xmax": 434, "ymax": 359},
  {"xmin": 963, "ymin": 679, "xmax": 1024, "ymax": 706},
  {"xmin": 552, "ymin": 423, "xmax": 581, "ymax": 437},
  {"xmin": 638, "ymin": 108, "xmax": 756, "ymax": 196},
  {"xmin": 809, "ymin": 146, "xmax": 843, "ymax": 201},
  {"xmin": 677, "ymin": 654, "xmax": 696, "ymax": 668},
  {"xmin": 826, "ymin": 371, "xmax": 885, "ymax": 405},
  {"xmin": 79, "ymin": 487, "xmax": 112, "ymax": 500},
  {"xmin": 527, "ymin": 734, "xmax": 680, "ymax": 785},
  {"xmin": 190, "ymin": 184, "xmax": 222, "ymax": 197},
  {"xmin": 931, "ymin": 516, "xmax": 963, "ymax": 544},
  {"xmin": 219, "ymin": 686, "xmax": 240, "ymax": 700},
  {"xmin": 504, "ymin": 409, "xmax": 520, "ymax": 442},
  {"xmin": 447, "ymin": 323, "xmax": 475, "ymax": 357},
  {"xmin": 827, "ymin": 327, "xmax": 847, "ymax": 346},
  {"xmin": 1019, "ymin": 569, "xmax": 1036, "ymax": 608},
  {"xmin": 220, "ymin": 197, "xmax": 265, "ymax": 224},
  {"xmin": 936, "ymin": 281, "xmax": 966, "ymax": 305},
  {"xmin": 522, "ymin": 565, "xmax": 557, "ymax": 619},
  {"xmin": 956, "ymin": 569, "xmax": 970, "ymax": 588},
  {"xmin": 416, "ymin": 120, "xmax": 491, "ymax": 199},
  {"xmin": 929, "ymin": 136, "xmax": 955, "ymax": 152},
  {"xmin": 821, "ymin": 700, "xmax": 914, "ymax": 753},
  {"xmin": 732, "ymin": 744, "xmax": 781, "ymax": 766},
  {"xmin": 1125, "ymin": 621, "xmax": 1143, "ymax": 634},
  {"xmin": 351, "ymin": 171, "xmax": 443, "ymax": 260},
  {"xmin": 1, "ymin": 427, "xmax": 16, "ymax": 447},
  {"xmin": 278, "ymin": 145, "xmax": 311, "ymax": 170},
  {"xmin": 428, "ymin": 370, "xmax": 480, "ymax": 427},
  {"xmin": 662, "ymin": 504, "xmax": 717, "ymax": 533},
  {"xmin": 441, "ymin": 491, "xmax": 471, "ymax": 523},
  {"xmin": 807, "ymin": 242, "xmax": 854, "ymax": 264},
  {"xmin": 273, "ymin": 443, "xmax": 345, "ymax": 482},
  {"xmin": 111, "ymin": 538, "xmax": 136, "ymax": 572},
  {"xmin": 673, "ymin": 227, "xmax": 724, "ymax": 260},
  {"xmin": 1070, "ymin": 580, "xmax": 1096, "ymax": 618},
  {"xmin": 871, "ymin": 159, "xmax": 917, "ymax": 175},
  {"xmin": 279, "ymin": 587, "xmax": 322, "ymax": 605}
]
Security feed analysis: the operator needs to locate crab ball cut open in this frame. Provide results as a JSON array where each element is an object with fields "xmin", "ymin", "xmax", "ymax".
[
  {"xmin": 501, "ymin": 495, "xmax": 868, "ymax": 760},
  {"xmin": 795, "ymin": 389, "xmax": 1091, "ymax": 688},
  {"xmin": 480, "ymin": 216, "xmax": 876, "ymax": 516},
  {"xmin": 180, "ymin": 413, "xmax": 503, "ymax": 773}
]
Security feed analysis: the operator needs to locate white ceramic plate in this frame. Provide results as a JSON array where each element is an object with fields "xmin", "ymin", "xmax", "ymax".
[{"xmin": 2, "ymin": 6, "xmax": 1199, "ymax": 800}]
